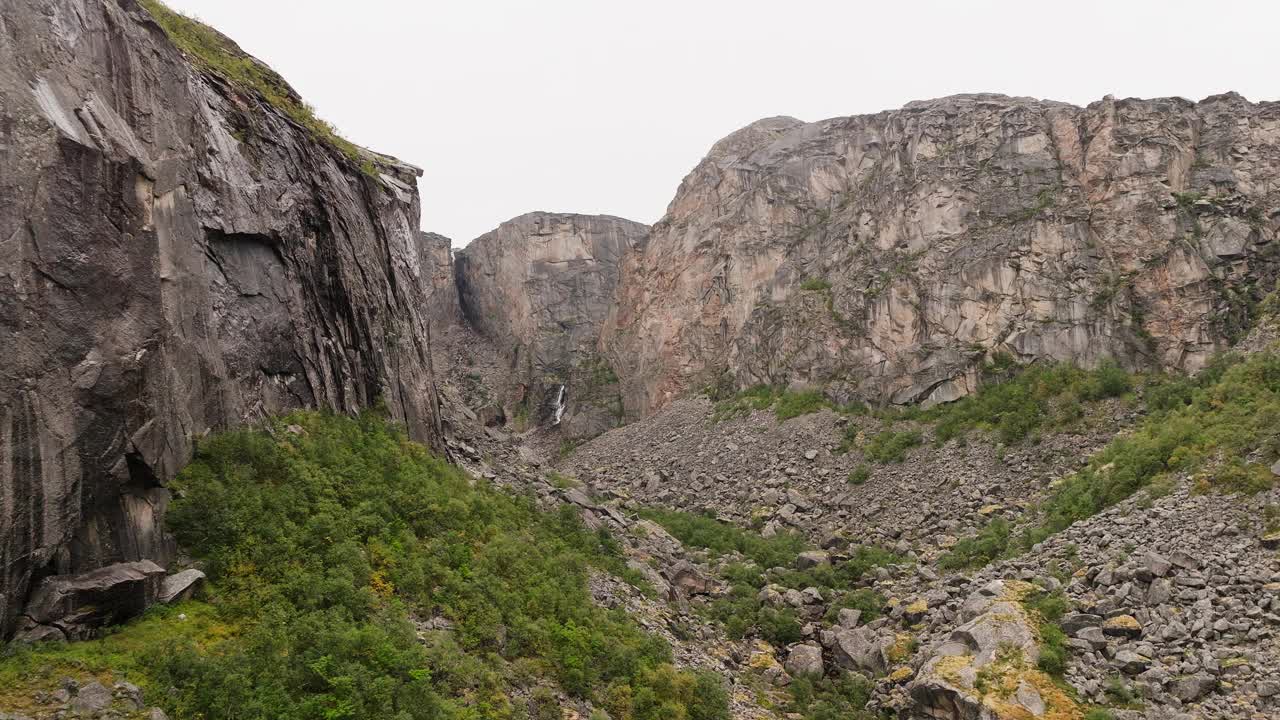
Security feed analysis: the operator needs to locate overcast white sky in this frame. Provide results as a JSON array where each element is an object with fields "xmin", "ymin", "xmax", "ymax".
[{"xmin": 164, "ymin": 0, "xmax": 1276, "ymax": 246}]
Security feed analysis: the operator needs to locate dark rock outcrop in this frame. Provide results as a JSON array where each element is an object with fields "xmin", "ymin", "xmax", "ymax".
[
  {"xmin": 15, "ymin": 560, "xmax": 166, "ymax": 642},
  {"xmin": 0, "ymin": 0, "xmax": 444, "ymax": 639},
  {"xmin": 455, "ymin": 212, "xmax": 647, "ymax": 438}
]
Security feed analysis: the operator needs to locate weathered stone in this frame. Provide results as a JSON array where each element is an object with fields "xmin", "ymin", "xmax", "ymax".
[
  {"xmin": 1115, "ymin": 649, "xmax": 1153, "ymax": 675},
  {"xmin": 1060, "ymin": 612, "xmax": 1103, "ymax": 635},
  {"xmin": 159, "ymin": 569, "xmax": 206, "ymax": 604},
  {"xmin": 603, "ymin": 93, "xmax": 1280, "ymax": 417},
  {"xmin": 1103, "ymin": 614, "xmax": 1143, "ymax": 638},
  {"xmin": 17, "ymin": 561, "xmax": 165, "ymax": 641},
  {"xmin": 1170, "ymin": 673, "xmax": 1218, "ymax": 702},
  {"xmin": 832, "ymin": 626, "xmax": 892, "ymax": 675},
  {"xmin": 70, "ymin": 682, "xmax": 112, "ymax": 714},
  {"xmin": 783, "ymin": 644, "xmax": 824, "ymax": 678},
  {"xmin": 795, "ymin": 550, "xmax": 830, "ymax": 569},
  {"xmin": 0, "ymin": 0, "xmax": 445, "ymax": 639},
  {"xmin": 664, "ymin": 560, "xmax": 713, "ymax": 597},
  {"xmin": 455, "ymin": 212, "xmax": 647, "ymax": 439}
]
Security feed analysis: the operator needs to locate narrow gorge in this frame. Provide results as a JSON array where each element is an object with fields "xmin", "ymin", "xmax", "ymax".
[{"xmin": 2, "ymin": 2, "xmax": 1279, "ymax": 720}]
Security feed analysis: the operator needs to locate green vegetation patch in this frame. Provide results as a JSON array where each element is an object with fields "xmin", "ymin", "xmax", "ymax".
[
  {"xmin": 139, "ymin": 0, "xmax": 372, "ymax": 173},
  {"xmin": 923, "ymin": 358, "xmax": 1132, "ymax": 445},
  {"xmin": 636, "ymin": 507, "xmax": 808, "ymax": 569},
  {"xmin": 1025, "ymin": 351, "xmax": 1279, "ymax": 545},
  {"xmin": 942, "ymin": 350, "xmax": 1280, "ymax": 570},
  {"xmin": 784, "ymin": 673, "xmax": 873, "ymax": 719},
  {"xmin": 861, "ymin": 429, "xmax": 923, "ymax": 463},
  {"xmin": 0, "ymin": 411, "xmax": 728, "ymax": 720},
  {"xmin": 710, "ymin": 385, "xmax": 849, "ymax": 423},
  {"xmin": 1022, "ymin": 587, "xmax": 1070, "ymax": 677},
  {"xmin": 638, "ymin": 508, "xmax": 900, "ymax": 640}
]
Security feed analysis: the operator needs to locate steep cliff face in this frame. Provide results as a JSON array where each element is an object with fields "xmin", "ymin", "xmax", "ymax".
[
  {"xmin": 0, "ymin": 0, "xmax": 444, "ymax": 639},
  {"xmin": 455, "ymin": 212, "xmax": 648, "ymax": 438},
  {"xmin": 603, "ymin": 94, "xmax": 1280, "ymax": 416}
]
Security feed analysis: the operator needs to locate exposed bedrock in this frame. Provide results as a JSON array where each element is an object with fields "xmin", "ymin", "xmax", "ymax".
[
  {"xmin": 602, "ymin": 94, "xmax": 1280, "ymax": 417},
  {"xmin": 0, "ymin": 0, "xmax": 446, "ymax": 639},
  {"xmin": 454, "ymin": 212, "xmax": 648, "ymax": 439}
]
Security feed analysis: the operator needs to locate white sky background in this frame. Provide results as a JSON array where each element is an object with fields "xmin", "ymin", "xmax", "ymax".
[{"xmin": 163, "ymin": 0, "xmax": 1277, "ymax": 246}]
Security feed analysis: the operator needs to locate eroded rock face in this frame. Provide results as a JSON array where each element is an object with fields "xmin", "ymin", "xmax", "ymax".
[
  {"xmin": 455, "ymin": 212, "xmax": 648, "ymax": 438},
  {"xmin": 0, "ymin": 0, "xmax": 444, "ymax": 639},
  {"xmin": 604, "ymin": 94, "xmax": 1280, "ymax": 416}
]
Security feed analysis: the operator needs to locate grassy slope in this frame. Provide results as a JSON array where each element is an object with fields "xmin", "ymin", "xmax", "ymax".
[
  {"xmin": 1, "ymin": 411, "xmax": 728, "ymax": 720},
  {"xmin": 940, "ymin": 350, "xmax": 1280, "ymax": 568}
]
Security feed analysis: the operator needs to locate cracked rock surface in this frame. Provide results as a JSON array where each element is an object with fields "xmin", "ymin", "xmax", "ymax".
[
  {"xmin": 0, "ymin": 0, "xmax": 446, "ymax": 639},
  {"xmin": 603, "ymin": 93, "xmax": 1280, "ymax": 417}
]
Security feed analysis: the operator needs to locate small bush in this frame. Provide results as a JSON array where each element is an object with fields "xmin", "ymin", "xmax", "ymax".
[
  {"xmin": 785, "ymin": 672, "xmax": 871, "ymax": 720},
  {"xmin": 848, "ymin": 464, "xmax": 871, "ymax": 485},
  {"xmin": 800, "ymin": 278, "xmax": 832, "ymax": 292},
  {"xmin": 938, "ymin": 518, "xmax": 1011, "ymax": 570},
  {"xmin": 924, "ymin": 360, "xmax": 1133, "ymax": 445},
  {"xmin": 863, "ymin": 429, "xmax": 923, "ymax": 463},
  {"xmin": 713, "ymin": 386, "xmax": 836, "ymax": 422},
  {"xmin": 637, "ymin": 508, "xmax": 807, "ymax": 569},
  {"xmin": 775, "ymin": 389, "xmax": 829, "ymax": 420}
]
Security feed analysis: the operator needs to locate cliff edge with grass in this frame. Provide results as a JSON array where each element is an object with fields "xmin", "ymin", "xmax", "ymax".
[{"xmin": 0, "ymin": 0, "xmax": 447, "ymax": 640}]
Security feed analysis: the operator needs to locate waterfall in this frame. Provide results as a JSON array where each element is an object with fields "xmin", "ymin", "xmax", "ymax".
[{"xmin": 552, "ymin": 384, "xmax": 567, "ymax": 425}]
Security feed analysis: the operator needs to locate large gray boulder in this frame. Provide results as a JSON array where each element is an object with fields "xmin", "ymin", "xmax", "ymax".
[
  {"xmin": 784, "ymin": 643, "xmax": 825, "ymax": 678},
  {"xmin": 0, "ymin": 0, "xmax": 446, "ymax": 639},
  {"xmin": 16, "ymin": 561, "xmax": 164, "ymax": 641},
  {"xmin": 159, "ymin": 569, "xmax": 207, "ymax": 604},
  {"xmin": 910, "ymin": 580, "xmax": 1079, "ymax": 719},
  {"xmin": 832, "ymin": 625, "xmax": 893, "ymax": 675}
]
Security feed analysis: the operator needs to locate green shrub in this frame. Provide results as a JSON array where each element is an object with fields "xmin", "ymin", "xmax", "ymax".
[
  {"xmin": 711, "ymin": 384, "xmax": 779, "ymax": 421},
  {"xmin": 682, "ymin": 527, "xmax": 898, "ymax": 653},
  {"xmin": 924, "ymin": 360, "xmax": 1132, "ymax": 445},
  {"xmin": 785, "ymin": 672, "xmax": 872, "ymax": 720},
  {"xmin": 1025, "ymin": 350, "xmax": 1280, "ymax": 546},
  {"xmin": 1023, "ymin": 588, "xmax": 1070, "ymax": 677},
  {"xmin": 775, "ymin": 390, "xmax": 829, "ymax": 420},
  {"xmin": 800, "ymin": 278, "xmax": 832, "ymax": 292},
  {"xmin": 941, "ymin": 350, "xmax": 1280, "ymax": 571},
  {"xmin": 636, "ymin": 508, "xmax": 808, "ymax": 569},
  {"xmin": 938, "ymin": 518, "xmax": 1011, "ymax": 570},
  {"xmin": 863, "ymin": 429, "xmax": 923, "ymax": 463},
  {"xmin": 848, "ymin": 464, "xmax": 871, "ymax": 485},
  {"xmin": 28, "ymin": 410, "xmax": 727, "ymax": 720}
]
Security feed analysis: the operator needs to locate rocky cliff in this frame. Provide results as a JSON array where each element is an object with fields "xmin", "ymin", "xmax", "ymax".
[
  {"xmin": 603, "ymin": 94, "xmax": 1280, "ymax": 416},
  {"xmin": 0, "ymin": 0, "xmax": 444, "ymax": 640},
  {"xmin": 455, "ymin": 212, "xmax": 647, "ymax": 439}
]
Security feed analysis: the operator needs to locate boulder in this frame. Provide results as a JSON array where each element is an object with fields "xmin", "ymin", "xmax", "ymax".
[
  {"xmin": 1103, "ymin": 615, "xmax": 1143, "ymax": 638},
  {"xmin": 783, "ymin": 644, "xmax": 824, "ymax": 678},
  {"xmin": 1170, "ymin": 673, "xmax": 1218, "ymax": 702},
  {"xmin": 17, "ymin": 561, "xmax": 165, "ymax": 641},
  {"xmin": 832, "ymin": 626, "xmax": 893, "ymax": 675},
  {"xmin": 70, "ymin": 682, "xmax": 112, "ymax": 714},
  {"xmin": 159, "ymin": 569, "xmax": 207, "ymax": 604},
  {"xmin": 796, "ymin": 550, "xmax": 830, "ymax": 569},
  {"xmin": 664, "ymin": 560, "xmax": 714, "ymax": 597}
]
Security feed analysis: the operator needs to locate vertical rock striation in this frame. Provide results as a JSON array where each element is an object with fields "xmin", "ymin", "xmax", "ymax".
[
  {"xmin": 455, "ymin": 212, "xmax": 648, "ymax": 439},
  {"xmin": 603, "ymin": 94, "xmax": 1280, "ymax": 416},
  {"xmin": 0, "ymin": 0, "xmax": 444, "ymax": 639}
]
